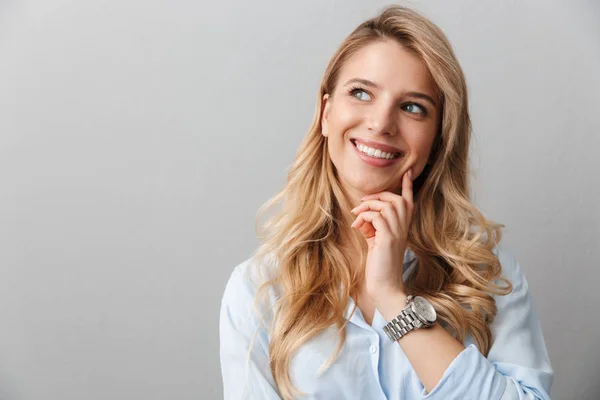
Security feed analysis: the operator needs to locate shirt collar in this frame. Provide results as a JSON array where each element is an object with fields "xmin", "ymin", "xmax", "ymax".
[{"xmin": 265, "ymin": 247, "xmax": 418, "ymax": 323}]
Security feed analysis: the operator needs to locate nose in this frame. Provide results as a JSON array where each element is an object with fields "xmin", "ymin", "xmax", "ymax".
[{"xmin": 366, "ymin": 101, "xmax": 397, "ymax": 136}]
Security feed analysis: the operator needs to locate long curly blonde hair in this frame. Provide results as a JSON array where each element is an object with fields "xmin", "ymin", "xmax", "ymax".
[{"xmin": 247, "ymin": 5, "xmax": 512, "ymax": 399}]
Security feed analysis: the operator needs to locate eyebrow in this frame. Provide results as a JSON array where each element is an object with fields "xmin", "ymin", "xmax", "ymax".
[{"xmin": 343, "ymin": 78, "xmax": 438, "ymax": 108}]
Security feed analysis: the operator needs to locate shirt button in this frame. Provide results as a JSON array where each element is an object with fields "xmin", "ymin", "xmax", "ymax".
[{"xmin": 369, "ymin": 344, "xmax": 378, "ymax": 354}]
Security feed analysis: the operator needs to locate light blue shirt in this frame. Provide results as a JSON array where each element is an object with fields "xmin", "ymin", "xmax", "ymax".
[{"xmin": 219, "ymin": 245, "xmax": 554, "ymax": 399}]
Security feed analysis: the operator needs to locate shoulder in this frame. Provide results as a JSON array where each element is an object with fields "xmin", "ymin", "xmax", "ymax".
[
  {"xmin": 488, "ymin": 243, "xmax": 541, "ymax": 324},
  {"xmin": 220, "ymin": 253, "xmax": 281, "ymax": 324},
  {"xmin": 492, "ymin": 243, "xmax": 529, "ymax": 292},
  {"xmin": 484, "ymin": 244, "xmax": 554, "ymax": 386}
]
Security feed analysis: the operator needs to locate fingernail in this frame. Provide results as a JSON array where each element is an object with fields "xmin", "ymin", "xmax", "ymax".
[{"xmin": 408, "ymin": 168, "xmax": 413, "ymax": 180}]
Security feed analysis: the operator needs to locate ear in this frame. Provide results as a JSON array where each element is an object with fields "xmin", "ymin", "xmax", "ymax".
[{"xmin": 321, "ymin": 93, "xmax": 330, "ymax": 137}]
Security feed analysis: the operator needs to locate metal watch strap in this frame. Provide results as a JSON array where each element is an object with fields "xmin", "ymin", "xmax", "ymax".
[{"xmin": 383, "ymin": 297, "xmax": 421, "ymax": 341}]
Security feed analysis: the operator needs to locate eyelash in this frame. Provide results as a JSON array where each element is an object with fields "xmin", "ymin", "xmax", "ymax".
[{"xmin": 347, "ymin": 85, "xmax": 428, "ymax": 116}]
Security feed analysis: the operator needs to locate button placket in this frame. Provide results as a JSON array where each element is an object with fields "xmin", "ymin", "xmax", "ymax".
[{"xmin": 369, "ymin": 344, "xmax": 378, "ymax": 354}]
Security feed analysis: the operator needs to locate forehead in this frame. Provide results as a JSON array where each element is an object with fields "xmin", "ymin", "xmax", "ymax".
[{"xmin": 337, "ymin": 39, "xmax": 436, "ymax": 94}]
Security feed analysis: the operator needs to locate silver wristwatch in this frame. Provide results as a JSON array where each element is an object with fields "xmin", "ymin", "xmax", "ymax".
[{"xmin": 383, "ymin": 295, "xmax": 437, "ymax": 341}]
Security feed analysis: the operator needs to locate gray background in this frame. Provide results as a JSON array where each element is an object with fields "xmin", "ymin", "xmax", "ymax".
[{"xmin": 0, "ymin": 0, "xmax": 598, "ymax": 399}]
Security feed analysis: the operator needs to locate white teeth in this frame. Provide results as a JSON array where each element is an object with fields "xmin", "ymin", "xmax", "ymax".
[{"xmin": 354, "ymin": 141, "xmax": 400, "ymax": 160}]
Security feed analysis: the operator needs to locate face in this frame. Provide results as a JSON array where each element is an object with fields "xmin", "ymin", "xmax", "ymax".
[{"xmin": 321, "ymin": 39, "xmax": 440, "ymax": 204}]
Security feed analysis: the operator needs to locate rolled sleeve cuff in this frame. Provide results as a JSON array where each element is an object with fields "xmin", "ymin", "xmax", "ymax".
[{"xmin": 421, "ymin": 344, "xmax": 508, "ymax": 400}]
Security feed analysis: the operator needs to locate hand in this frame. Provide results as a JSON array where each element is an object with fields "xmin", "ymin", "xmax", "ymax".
[{"xmin": 350, "ymin": 168, "xmax": 415, "ymax": 303}]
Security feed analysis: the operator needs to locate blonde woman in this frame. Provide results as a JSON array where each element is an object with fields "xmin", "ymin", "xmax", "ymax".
[{"xmin": 219, "ymin": 5, "xmax": 553, "ymax": 400}]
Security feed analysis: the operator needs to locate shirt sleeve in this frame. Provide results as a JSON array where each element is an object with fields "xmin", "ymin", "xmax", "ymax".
[
  {"xmin": 219, "ymin": 262, "xmax": 282, "ymax": 399},
  {"xmin": 420, "ymin": 245, "xmax": 554, "ymax": 400}
]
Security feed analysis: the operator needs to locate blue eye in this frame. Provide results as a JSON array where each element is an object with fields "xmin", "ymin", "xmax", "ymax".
[
  {"xmin": 403, "ymin": 103, "xmax": 426, "ymax": 115},
  {"xmin": 349, "ymin": 87, "xmax": 372, "ymax": 101}
]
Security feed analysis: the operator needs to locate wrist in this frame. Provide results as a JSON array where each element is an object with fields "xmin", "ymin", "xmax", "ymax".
[
  {"xmin": 375, "ymin": 290, "xmax": 409, "ymax": 322},
  {"xmin": 369, "ymin": 283, "xmax": 406, "ymax": 302}
]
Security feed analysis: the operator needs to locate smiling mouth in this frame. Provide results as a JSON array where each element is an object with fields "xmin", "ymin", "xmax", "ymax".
[{"xmin": 351, "ymin": 139, "xmax": 404, "ymax": 159}]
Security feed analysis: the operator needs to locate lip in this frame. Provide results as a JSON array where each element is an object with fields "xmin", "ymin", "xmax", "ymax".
[
  {"xmin": 351, "ymin": 139, "xmax": 403, "ymax": 168},
  {"xmin": 351, "ymin": 138, "xmax": 404, "ymax": 154}
]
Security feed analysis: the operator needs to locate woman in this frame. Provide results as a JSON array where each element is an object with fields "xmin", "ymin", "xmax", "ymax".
[{"xmin": 220, "ymin": 5, "xmax": 553, "ymax": 399}]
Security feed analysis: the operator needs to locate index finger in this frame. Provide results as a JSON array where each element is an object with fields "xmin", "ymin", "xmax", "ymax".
[{"xmin": 402, "ymin": 168, "xmax": 414, "ymax": 210}]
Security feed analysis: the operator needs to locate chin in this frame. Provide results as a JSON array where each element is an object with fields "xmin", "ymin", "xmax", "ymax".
[{"xmin": 351, "ymin": 177, "xmax": 394, "ymax": 194}]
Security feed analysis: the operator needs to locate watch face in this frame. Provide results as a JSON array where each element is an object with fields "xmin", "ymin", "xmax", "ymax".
[{"xmin": 412, "ymin": 296, "xmax": 437, "ymax": 324}]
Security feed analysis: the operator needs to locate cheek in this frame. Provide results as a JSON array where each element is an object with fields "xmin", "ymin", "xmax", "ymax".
[
  {"xmin": 330, "ymin": 103, "xmax": 362, "ymax": 134},
  {"xmin": 404, "ymin": 124, "xmax": 437, "ymax": 151},
  {"xmin": 404, "ymin": 129, "xmax": 438, "ymax": 169}
]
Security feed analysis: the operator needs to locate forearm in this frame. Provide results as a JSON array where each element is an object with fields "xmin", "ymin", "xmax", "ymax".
[{"xmin": 377, "ymin": 291, "xmax": 465, "ymax": 394}]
